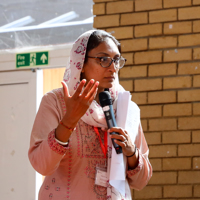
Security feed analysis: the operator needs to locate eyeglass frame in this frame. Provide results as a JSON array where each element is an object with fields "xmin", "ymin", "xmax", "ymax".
[{"xmin": 86, "ymin": 56, "xmax": 127, "ymax": 69}]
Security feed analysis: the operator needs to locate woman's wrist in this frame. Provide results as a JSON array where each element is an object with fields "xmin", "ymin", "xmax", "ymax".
[
  {"xmin": 62, "ymin": 113, "xmax": 79, "ymax": 130},
  {"xmin": 126, "ymin": 144, "xmax": 137, "ymax": 158}
]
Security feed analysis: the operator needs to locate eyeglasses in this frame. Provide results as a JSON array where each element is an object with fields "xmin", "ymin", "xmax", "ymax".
[{"xmin": 87, "ymin": 56, "xmax": 126, "ymax": 69}]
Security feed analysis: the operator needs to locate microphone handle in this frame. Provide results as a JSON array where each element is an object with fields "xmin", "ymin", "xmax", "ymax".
[{"xmin": 104, "ymin": 105, "xmax": 122, "ymax": 154}]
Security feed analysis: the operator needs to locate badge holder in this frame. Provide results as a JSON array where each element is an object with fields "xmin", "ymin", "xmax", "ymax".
[{"xmin": 95, "ymin": 165, "xmax": 108, "ymax": 188}]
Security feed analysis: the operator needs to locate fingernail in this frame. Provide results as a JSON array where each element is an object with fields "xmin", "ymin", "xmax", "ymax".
[{"xmin": 91, "ymin": 79, "xmax": 94, "ymax": 83}]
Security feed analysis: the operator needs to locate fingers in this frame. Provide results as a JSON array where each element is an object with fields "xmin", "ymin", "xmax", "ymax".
[
  {"xmin": 88, "ymin": 81, "xmax": 99, "ymax": 102},
  {"xmin": 72, "ymin": 79, "xmax": 87, "ymax": 99},
  {"xmin": 61, "ymin": 81, "xmax": 70, "ymax": 98},
  {"xmin": 108, "ymin": 127, "xmax": 130, "ymax": 147},
  {"xmin": 81, "ymin": 79, "xmax": 95, "ymax": 97},
  {"xmin": 108, "ymin": 127, "xmax": 128, "ymax": 140},
  {"xmin": 73, "ymin": 79, "xmax": 98, "ymax": 101}
]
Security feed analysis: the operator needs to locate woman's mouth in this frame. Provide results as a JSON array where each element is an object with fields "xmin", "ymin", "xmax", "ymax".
[{"xmin": 104, "ymin": 76, "xmax": 115, "ymax": 80}]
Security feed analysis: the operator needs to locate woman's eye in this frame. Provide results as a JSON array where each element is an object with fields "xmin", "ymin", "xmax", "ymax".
[{"xmin": 101, "ymin": 57, "xmax": 109, "ymax": 62}]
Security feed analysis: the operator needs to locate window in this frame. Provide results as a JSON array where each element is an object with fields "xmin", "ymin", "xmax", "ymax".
[{"xmin": 0, "ymin": 0, "xmax": 94, "ymax": 50}]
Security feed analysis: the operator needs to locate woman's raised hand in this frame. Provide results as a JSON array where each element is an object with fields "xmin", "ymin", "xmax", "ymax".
[{"xmin": 61, "ymin": 79, "xmax": 99, "ymax": 128}]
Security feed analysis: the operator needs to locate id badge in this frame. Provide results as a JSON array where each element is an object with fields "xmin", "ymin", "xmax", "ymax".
[{"xmin": 95, "ymin": 166, "xmax": 108, "ymax": 188}]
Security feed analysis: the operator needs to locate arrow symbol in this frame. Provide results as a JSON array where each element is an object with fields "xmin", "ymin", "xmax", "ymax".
[{"xmin": 40, "ymin": 54, "xmax": 47, "ymax": 63}]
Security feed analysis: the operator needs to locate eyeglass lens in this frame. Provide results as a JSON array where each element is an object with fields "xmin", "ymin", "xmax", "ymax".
[{"xmin": 100, "ymin": 57, "xmax": 125, "ymax": 69}]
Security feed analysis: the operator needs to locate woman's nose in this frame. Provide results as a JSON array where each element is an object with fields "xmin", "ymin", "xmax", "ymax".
[{"xmin": 108, "ymin": 60, "xmax": 117, "ymax": 72}]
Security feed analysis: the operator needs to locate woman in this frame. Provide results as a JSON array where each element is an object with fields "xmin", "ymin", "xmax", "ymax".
[{"xmin": 28, "ymin": 30, "xmax": 152, "ymax": 200}]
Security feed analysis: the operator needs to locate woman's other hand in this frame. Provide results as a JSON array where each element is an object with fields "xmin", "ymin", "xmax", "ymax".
[{"xmin": 108, "ymin": 127, "xmax": 139, "ymax": 169}]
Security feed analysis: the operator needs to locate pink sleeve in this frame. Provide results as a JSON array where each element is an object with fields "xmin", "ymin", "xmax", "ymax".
[
  {"xmin": 126, "ymin": 123, "xmax": 152, "ymax": 190},
  {"xmin": 28, "ymin": 92, "xmax": 68, "ymax": 176}
]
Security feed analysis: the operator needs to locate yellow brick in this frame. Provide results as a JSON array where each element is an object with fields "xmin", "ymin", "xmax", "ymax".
[
  {"xmin": 163, "ymin": 76, "xmax": 192, "ymax": 89},
  {"xmin": 163, "ymin": 158, "xmax": 191, "ymax": 170},
  {"xmin": 93, "ymin": 3, "xmax": 105, "ymax": 15},
  {"xmin": 121, "ymin": 12, "xmax": 148, "ymax": 25},
  {"xmin": 145, "ymin": 132, "xmax": 161, "ymax": 144},
  {"xmin": 149, "ymin": 118, "xmax": 177, "ymax": 131},
  {"xmin": 149, "ymin": 158, "xmax": 162, "ymax": 171},
  {"xmin": 149, "ymin": 172, "xmax": 177, "ymax": 185},
  {"xmin": 179, "ymin": 6, "xmax": 200, "ymax": 20},
  {"xmin": 140, "ymin": 105, "xmax": 162, "ymax": 118},
  {"xmin": 194, "ymin": 0, "xmax": 200, "ymax": 4},
  {"xmin": 179, "ymin": 33, "xmax": 200, "ymax": 47},
  {"xmin": 193, "ymin": 75, "xmax": 200, "ymax": 87},
  {"xmin": 149, "ymin": 145, "xmax": 177, "ymax": 157},
  {"xmin": 164, "ymin": 0, "xmax": 191, "ymax": 8},
  {"xmin": 135, "ymin": 78, "xmax": 162, "ymax": 91},
  {"xmin": 194, "ymin": 185, "xmax": 200, "ymax": 197},
  {"xmin": 193, "ymin": 130, "xmax": 200, "ymax": 142},
  {"xmin": 120, "ymin": 65, "xmax": 147, "ymax": 78},
  {"xmin": 149, "ymin": 9, "xmax": 177, "ymax": 23},
  {"xmin": 148, "ymin": 91, "xmax": 176, "ymax": 104},
  {"xmin": 107, "ymin": 1, "xmax": 133, "ymax": 14},
  {"xmin": 193, "ymin": 157, "xmax": 200, "ymax": 170},
  {"xmin": 141, "ymin": 119, "xmax": 148, "ymax": 131},
  {"xmin": 193, "ymin": 47, "xmax": 200, "ymax": 59},
  {"xmin": 148, "ymin": 63, "xmax": 177, "ymax": 77},
  {"xmin": 106, "ymin": 27, "xmax": 133, "ymax": 40},
  {"xmin": 93, "ymin": 15, "xmax": 119, "ymax": 28},
  {"xmin": 163, "ymin": 103, "xmax": 192, "ymax": 116},
  {"xmin": 179, "ymin": 144, "xmax": 200, "ymax": 156},
  {"xmin": 121, "ymin": 38, "xmax": 147, "ymax": 52},
  {"xmin": 135, "ymin": 51, "xmax": 162, "ymax": 64},
  {"xmin": 179, "ymin": 171, "xmax": 200, "ymax": 184},
  {"xmin": 193, "ymin": 20, "xmax": 200, "ymax": 32},
  {"xmin": 131, "ymin": 92, "xmax": 147, "ymax": 105},
  {"xmin": 134, "ymin": 186, "xmax": 162, "ymax": 199},
  {"xmin": 164, "ymin": 49, "xmax": 192, "ymax": 62},
  {"xmin": 164, "ymin": 185, "xmax": 192, "ymax": 198},
  {"xmin": 135, "ymin": 0, "xmax": 162, "ymax": 11},
  {"xmin": 162, "ymin": 131, "xmax": 191, "ymax": 143},
  {"xmin": 178, "ymin": 89, "xmax": 200, "ymax": 102},
  {"xmin": 119, "ymin": 80, "xmax": 133, "ymax": 91},
  {"xmin": 121, "ymin": 53, "xmax": 134, "ymax": 65},
  {"xmin": 164, "ymin": 21, "xmax": 192, "ymax": 35},
  {"xmin": 135, "ymin": 23, "xmax": 162, "ymax": 37},
  {"xmin": 193, "ymin": 103, "xmax": 200, "ymax": 115},
  {"xmin": 149, "ymin": 36, "xmax": 177, "ymax": 49},
  {"xmin": 178, "ymin": 62, "xmax": 200, "ymax": 75},
  {"xmin": 178, "ymin": 116, "xmax": 200, "ymax": 130},
  {"xmin": 93, "ymin": 0, "xmax": 113, "ymax": 2}
]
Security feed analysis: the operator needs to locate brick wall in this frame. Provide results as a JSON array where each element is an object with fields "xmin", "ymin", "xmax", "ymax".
[{"xmin": 93, "ymin": 0, "xmax": 200, "ymax": 199}]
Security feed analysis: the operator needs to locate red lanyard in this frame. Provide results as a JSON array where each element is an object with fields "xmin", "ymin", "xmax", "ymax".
[{"xmin": 94, "ymin": 127, "xmax": 107, "ymax": 158}]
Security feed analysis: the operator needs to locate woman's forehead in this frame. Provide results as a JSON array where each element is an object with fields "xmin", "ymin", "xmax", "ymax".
[{"xmin": 89, "ymin": 38, "xmax": 120, "ymax": 56}]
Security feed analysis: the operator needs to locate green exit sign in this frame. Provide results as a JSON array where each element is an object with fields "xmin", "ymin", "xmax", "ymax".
[{"xmin": 16, "ymin": 51, "xmax": 49, "ymax": 68}]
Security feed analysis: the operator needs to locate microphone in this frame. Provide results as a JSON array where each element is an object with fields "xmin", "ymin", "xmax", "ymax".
[{"xmin": 99, "ymin": 90, "xmax": 122, "ymax": 154}]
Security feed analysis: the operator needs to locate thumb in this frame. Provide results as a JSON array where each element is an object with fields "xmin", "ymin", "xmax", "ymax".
[{"xmin": 61, "ymin": 81, "xmax": 70, "ymax": 98}]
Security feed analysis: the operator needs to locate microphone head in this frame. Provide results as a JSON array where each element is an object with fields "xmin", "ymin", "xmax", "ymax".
[{"xmin": 99, "ymin": 91, "xmax": 112, "ymax": 107}]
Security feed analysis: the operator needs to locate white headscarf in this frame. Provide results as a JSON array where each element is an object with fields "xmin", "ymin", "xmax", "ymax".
[{"xmin": 63, "ymin": 30, "xmax": 125, "ymax": 128}]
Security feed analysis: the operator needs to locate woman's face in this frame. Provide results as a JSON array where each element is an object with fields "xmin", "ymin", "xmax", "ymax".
[{"xmin": 82, "ymin": 38, "xmax": 120, "ymax": 93}]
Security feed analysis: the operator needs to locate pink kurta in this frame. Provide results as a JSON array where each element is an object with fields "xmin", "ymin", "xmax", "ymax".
[{"xmin": 28, "ymin": 88, "xmax": 152, "ymax": 200}]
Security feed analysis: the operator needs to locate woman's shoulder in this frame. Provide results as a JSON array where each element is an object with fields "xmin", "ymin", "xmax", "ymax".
[
  {"xmin": 40, "ymin": 88, "xmax": 64, "ymax": 110},
  {"xmin": 40, "ymin": 88, "xmax": 65, "ymax": 117},
  {"xmin": 42, "ymin": 88, "xmax": 63, "ymax": 102}
]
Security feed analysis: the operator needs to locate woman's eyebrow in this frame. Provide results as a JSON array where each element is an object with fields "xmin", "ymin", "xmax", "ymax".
[
  {"xmin": 96, "ymin": 52, "xmax": 109, "ymax": 56},
  {"xmin": 96, "ymin": 52, "xmax": 120, "ymax": 56}
]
